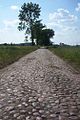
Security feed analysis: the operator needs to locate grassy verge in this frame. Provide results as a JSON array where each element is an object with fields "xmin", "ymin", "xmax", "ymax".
[
  {"xmin": 0, "ymin": 46, "xmax": 38, "ymax": 69},
  {"xmin": 49, "ymin": 46, "xmax": 80, "ymax": 71}
]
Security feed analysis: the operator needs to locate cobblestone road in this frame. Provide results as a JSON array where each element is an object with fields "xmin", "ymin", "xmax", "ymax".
[{"xmin": 0, "ymin": 49, "xmax": 80, "ymax": 120}]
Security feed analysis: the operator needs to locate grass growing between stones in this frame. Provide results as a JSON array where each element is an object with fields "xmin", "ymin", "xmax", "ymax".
[
  {"xmin": 49, "ymin": 46, "xmax": 80, "ymax": 71},
  {"xmin": 0, "ymin": 46, "xmax": 38, "ymax": 69}
]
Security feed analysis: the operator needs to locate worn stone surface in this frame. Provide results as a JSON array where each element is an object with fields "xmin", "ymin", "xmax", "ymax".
[{"xmin": 0, "ymin": 48, "xmax": 80, "ymax": 120}]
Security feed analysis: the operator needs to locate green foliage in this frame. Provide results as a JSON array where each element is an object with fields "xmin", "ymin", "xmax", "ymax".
[
  {"xmin": 18, "ymin": 2, "xmax": 55, "ymax": 46},
  {"xmin": 0, "ymin": 46, "xmax": 38, "ymax": 69},
  {"xmin": 33, "ymin": 20, "xmax": 45, "ymax": 45},
  {"xmin": 38, "ymin": 29, "xmax": 55, "ymax": 46},
  {"xmin": 18, "ymin": 2, "xmax": 41, "ymax": 45},
  {"xmin": 49, "ymin": 46, "xmax": 80, "ymax": 70}
]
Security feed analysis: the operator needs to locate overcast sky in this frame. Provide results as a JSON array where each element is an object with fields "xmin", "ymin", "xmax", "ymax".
[{"xmin": 0, "ymin": 0, "xmax": 80, "ymax": 45}]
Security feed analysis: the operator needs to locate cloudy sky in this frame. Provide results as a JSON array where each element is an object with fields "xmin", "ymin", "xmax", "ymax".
[{"xmin": 0, "ymin": 0, "xmax": 80, "ymax": 45}]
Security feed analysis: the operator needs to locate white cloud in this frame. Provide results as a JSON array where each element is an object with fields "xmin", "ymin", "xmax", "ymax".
[
  {"xmin": 0, "ymin": 27, "xmax": 24, "ymax": 44},
  {"xmin": 47, "ymin": 8, "xmax": 80, "ymax": 45},
  {"xmin": 48, "ymin": 8, "xmax": 77, "ymax": 32},
  {"xmin": 76, "ymin": 3, "xmax": 80, "ymax": 12},
  {"xmin": 49, "ymin": 8, "xmax": 77, "ymax": 24},
  {"xmin": 51, "ymin": 25, "xmax": 80, "ymax": 45},
  {"xmin": 10, "ymin": 5, "xmax": 19, "ymax": 10},
  {"xmin": 3, "ymin": 19, "xmax": 19, "ymax": 28},
  {"xmin": 0, "ymin": 19, "xmax": 26, "ymax": 44}
]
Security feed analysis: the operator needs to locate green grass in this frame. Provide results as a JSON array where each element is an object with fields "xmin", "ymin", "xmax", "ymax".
[
  {"xmin": 49, "ymin": 46, "xmax": 80, "ymax": 70},
  {"xmin": 0, "ymin": 46, "xmax": 38, "ymax": 69}
]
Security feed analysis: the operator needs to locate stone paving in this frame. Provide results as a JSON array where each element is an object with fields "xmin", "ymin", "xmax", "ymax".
[{"xmin": 0, "ymin": 48, "xmax": 80, "ymax": 120}]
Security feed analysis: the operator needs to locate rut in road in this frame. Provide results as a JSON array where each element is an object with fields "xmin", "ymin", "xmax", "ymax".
[{"xmin": 0, "ymin": 48, "xmax": 80, "ymax": 120}]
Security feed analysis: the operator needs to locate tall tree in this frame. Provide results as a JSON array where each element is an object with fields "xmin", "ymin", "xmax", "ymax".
[
  {"xmin": 18, "ymin": 2, "xmax": 41, "ymax": 45},
  {"xmin": 33, "ymin": 20, "xmax": 45, "ymax": 45}
]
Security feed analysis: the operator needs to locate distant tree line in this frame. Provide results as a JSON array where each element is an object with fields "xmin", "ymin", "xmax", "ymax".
[{"xmin": 18, "ymin": 2, "xmax": 55, "ymax": 46}]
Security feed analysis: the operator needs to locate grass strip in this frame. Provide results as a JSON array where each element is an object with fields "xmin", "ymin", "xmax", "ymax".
[
  {"xmin": 0, "ymin": 46, "xmax": 38, "ymax": 69},
  {"xmin": 49, "ymin": 46, "xmax": 80, "ymax": 71}
]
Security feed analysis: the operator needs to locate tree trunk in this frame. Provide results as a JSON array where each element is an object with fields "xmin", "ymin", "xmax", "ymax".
[
  {"xmin": 31, "ymin": 30, "xmax": 34, "ymax": 45},
  {"xmin": 30, "ymin": 22, "xmax": 34, "ymax": 46}
]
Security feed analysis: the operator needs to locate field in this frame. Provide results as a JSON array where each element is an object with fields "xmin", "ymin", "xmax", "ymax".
[
  {"xmin": 49, "ymin": 46, "xmax": 80, "ymax": 71},
  {"xmin": 0, "ymin": 46, "xmax": 38, "ymax": 69}
]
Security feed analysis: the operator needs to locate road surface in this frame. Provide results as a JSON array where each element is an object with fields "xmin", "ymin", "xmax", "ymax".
[{"xmin": 0, "ymin": 48, "xmax": 80, "ymax": 120}]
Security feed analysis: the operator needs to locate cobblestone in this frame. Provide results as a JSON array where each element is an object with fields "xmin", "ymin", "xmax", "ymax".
[{"xmin": 0, "ymin": 48, "xmax": 80, "ymax": 120}]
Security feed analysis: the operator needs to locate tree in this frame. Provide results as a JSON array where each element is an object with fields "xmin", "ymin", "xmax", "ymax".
[
  {"xmin": 33, "ymin": 20, "xmax": 45, "ymax": 45},
  {"xmin": 38, "ymin": 29, "xmax": 55, "ymax": 46},
  {"xmin": 18, "ymin": 2, "xmax": 41, "ymax": 45}
]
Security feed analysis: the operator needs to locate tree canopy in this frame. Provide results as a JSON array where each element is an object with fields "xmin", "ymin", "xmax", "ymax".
[
  {"xmin": 32, "ymin": 20, "xmax": 45, "ymax": 45},
  {"xmin": 18, "ymin": 2, "xmax": 55, "ymax": 46},
  {"xmin": 38, "ymin": 28, "xmax": 55, "ymax": 46},
  {"xmin": 18, "ymin": 2, "xmax": 41, "ymax": 45}
]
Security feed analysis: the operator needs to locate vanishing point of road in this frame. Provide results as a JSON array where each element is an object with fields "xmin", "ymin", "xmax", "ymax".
[{"xmin": 0, "ymin": 48, "xmax": 80, "ymax": 120}]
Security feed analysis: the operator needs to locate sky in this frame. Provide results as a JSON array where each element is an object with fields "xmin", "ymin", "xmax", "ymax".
[{"xmin": 0, "ymin": 0, "xmax": 80, "ymax": 45}]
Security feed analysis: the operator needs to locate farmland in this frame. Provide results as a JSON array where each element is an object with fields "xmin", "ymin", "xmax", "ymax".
[
  {"xmin": 0, "ymin": 46, "xmax": 38, "ymax": 69},
  {"xmin": 49, "ymin": 46, "xmax": 80, "ymax": 71}
]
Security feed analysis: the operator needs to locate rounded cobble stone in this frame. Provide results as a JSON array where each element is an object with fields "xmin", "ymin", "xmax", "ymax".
[{"xmin": 0, "ymin": 49, "xmax": 80, "ymax": 120}]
